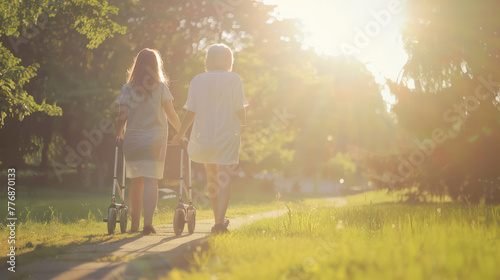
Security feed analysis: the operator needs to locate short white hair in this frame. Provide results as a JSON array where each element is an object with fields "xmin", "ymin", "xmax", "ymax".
[{"xmin": 205, "ymin": 44, "xmax": 233, "ymax": 72}]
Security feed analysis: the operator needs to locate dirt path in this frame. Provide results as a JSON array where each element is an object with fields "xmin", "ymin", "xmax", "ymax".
[
  {"xmin": 3, "ymin": 210, "xmax": 284, "ymax": 280},
  {"xmin": 3, "ymin": 197, "xmax": 349, "ymax": 280}
]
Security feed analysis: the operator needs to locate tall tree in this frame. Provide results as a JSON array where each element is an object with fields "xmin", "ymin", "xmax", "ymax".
[
  {"xmin": 365, "ymin": 0, "xmax": 500, "ymax": 202},
  {"xmin": 0, "ymin": 0, "xmax": 125, "ymax": 174},
  {"xmin": 0, "ymin": 0, "xmax": 124, "ymax": 128}
]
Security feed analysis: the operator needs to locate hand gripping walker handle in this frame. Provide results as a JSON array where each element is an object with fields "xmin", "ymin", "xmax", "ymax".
[{"xmin": 115, "ymin": 136, "xmax": 123, "ymax": 147}]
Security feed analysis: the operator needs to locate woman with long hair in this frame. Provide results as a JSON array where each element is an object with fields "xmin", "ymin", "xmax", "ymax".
[
  {"xmin": 172, "ymin": 44, "xmax": 248, "ymax": 234},
  {"xmin": 116, "ymin": 48, "xmax": 181, "ymax": 234}
]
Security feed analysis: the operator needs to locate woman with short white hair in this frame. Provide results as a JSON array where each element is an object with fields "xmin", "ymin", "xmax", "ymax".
[{"xmin": 172, "ymin": 43, "xmax": 249, "ymax": 234}]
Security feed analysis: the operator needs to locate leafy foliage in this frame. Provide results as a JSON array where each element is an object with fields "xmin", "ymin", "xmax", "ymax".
[
  {"xmin": 0, "ymin": 43, "xmax": 61, "ymax": 127},
  {"xmin": 0, "ymin": 0, "xmax": 125, "ymax": 129},
  {"xmin": 363, "ymin": 0, "xmax": 500, "ymax": 202},
  {"xmin": 1, "ymin": 0, "xmax": 391, "ymax": 187}
]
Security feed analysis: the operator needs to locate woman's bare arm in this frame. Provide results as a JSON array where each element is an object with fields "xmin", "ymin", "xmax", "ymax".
[
  {"xmin": 116, "ymin": 105, "xmax": 128, "ymax": 139},
  {"xmin": 236, "ymin": 108, "xmax": 246, "ymax": 126},
  {"xmin": 163, "ymin": 100, "xmax": 181, "ymax": 132},
  {"xmin": 172, "ymin": 110, "xmax": 196, "ymax": 143},
  {"xmin": 237, "ymin": 108, "xmax": 247, "ymax": 134}
]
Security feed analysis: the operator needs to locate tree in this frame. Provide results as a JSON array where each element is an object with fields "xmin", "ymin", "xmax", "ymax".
[
  {"xmin": 1, "ymin": 0, "xmax": 399, "ymax": 189},
  {"xmin": 0, "ymin": 0, "xmax": 125, "ymax": 174},
  {"xmin": 364, "ymin": 0, "xmax": 500, "ymax": 202},
  {"xmin": 289, "ymin": 57, "xmax": 395, "ymax": 181},
  {"xmin": 0, "ymin": 0, "xmax": 308, "ymax": 185},
  {"xmin": 0, "ymin": 0, "xmax": 124, "ymax": 127}
]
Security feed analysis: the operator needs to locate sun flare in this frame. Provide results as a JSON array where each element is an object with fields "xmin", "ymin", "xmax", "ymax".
[{"xmin": 264, "ymin": 0, "xmax": 409, "ymax": 105}]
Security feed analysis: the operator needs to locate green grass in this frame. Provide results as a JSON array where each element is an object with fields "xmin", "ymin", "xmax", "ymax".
[
  {"xmin": 0, "ymin": 178, "xmax": 281, "ymax": 266},
  {"xmin": 166, "ymin": 191, "xmax": 500, "ymax": 280}
]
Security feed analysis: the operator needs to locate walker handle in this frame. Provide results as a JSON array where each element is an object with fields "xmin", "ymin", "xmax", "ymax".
[
  {"xmin": 167, "ymin": 137, "xmax": 189, "ymax": 149},
  {"xmin": 115, "ymin": 136, "xmax": 122, "ymax": 147},
  {"xmin": 181, "ymin": 138, "xmax": 189, "ymax": 149}
]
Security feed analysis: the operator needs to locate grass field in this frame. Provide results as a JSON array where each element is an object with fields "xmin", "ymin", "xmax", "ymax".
[
  {"xmin": 167, "ymin": 191, "xmax": 500, "ymax": 280},
  {"xmin": 3, "ymin": 184, "xmax": 499, "ymax": 279},
  {"xmin": 0, "ymin": 178, "xmax": 281, "ymax": 265}
]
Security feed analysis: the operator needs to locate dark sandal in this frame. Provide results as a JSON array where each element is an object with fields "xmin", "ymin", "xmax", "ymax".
[
  {"xmin": 143, "ymin": 225, "xmax": 156, "ymax": 235},
  {"xmin": 211, "ymin": 223, "xmax": 229, "ymax": 235}
]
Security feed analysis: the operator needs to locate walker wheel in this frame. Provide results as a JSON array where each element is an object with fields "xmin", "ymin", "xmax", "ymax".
[
  {"xmin": 187, "ymin": 208, "xmax": 196, "ymax": 234},
  {"xmin": 120, "ymin": 207, "xmax": 128, "ymax": 234},
  {"xmin": 107, "ymin": 207, "xmax": 117, "ymax": 234},
  {"xmin": 173, "ymin": 208, "xmax": 185, "ymax": 236}
]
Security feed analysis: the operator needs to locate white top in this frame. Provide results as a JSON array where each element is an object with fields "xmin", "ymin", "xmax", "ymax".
[
  {"xmin": 116, "ymin": 82, "xmax": 173, "ymax": 179},
  {"xmin": 184, "ymin": 71, "xmax": 249, "ymax": 164},
  {"xmin": 116, "ymin": 82, "xmax": 173, "ymax": 134}
]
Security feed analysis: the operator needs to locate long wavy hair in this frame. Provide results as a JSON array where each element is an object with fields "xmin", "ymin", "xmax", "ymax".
[{"xmin": 127, "ymin": 48, "xmax": 168, "ymax": 96}]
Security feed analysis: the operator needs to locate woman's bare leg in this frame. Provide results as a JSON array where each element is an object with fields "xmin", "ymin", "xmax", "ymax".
[
  {"xmin": 142, "ymin": 177, "xmax": 158, "ymax": 227},
  {"xmin": 130, "ymin": 177, "xmax": 144, "ymax": 231},
  {"xmin": 217, "ymin": 165, "xmax": 232, "ymax": 225},
  {"xmin": 205, "ymin": 164, "xmax": 221, "ymax": 225}
]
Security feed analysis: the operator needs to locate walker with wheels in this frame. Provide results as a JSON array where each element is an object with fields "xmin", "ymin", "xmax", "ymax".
[
  {"xmin": 171, "ymin": 139, "xmax": 196, "ymax": 236},
  {"xmin": 103, "ymin": 136, "xmax": 128, "ymax": 234}
]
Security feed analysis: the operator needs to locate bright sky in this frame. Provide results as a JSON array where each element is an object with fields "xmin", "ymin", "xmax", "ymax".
[{"xmin": 263, "ymin": 0, "xmax": 409, "ymax": 107}]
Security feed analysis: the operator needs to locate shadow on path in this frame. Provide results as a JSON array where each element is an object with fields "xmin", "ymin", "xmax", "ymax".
[
  {"xmin": 3, "ymin": 229, "xmax": 209, "ymax": 280},
  {"xmin": 3, "ymin": 210, "xmax": 284, "ymax": 280}
]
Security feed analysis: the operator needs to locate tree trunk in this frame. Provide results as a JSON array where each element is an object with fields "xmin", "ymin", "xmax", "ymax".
[{"xmin": 39, "ymin": 118, "xmax": 54, "ymax": 172}]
